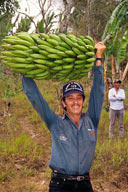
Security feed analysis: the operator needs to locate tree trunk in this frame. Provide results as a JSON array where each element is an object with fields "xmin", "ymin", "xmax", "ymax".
[
  {"xmin": 121, "ymin": 62, "xmax": 128, "ymax": 82},
  {"xmin": 112, "ymin": 55, "xmax": 116, "ymax": 81}
]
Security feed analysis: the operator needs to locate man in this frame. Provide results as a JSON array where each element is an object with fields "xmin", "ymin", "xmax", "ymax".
[
  {"xmin": 22, "ymin": 41, "xmax": 106, "ymax": 192},
  {"xmin": 108, "ymin": 79, "xmax": 126, "ymax": 138}
]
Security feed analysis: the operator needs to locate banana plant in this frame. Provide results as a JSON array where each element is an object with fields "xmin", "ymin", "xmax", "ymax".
[{"xmin": 102, "ymin": 0, "xmax": 128, "ymax": 57}]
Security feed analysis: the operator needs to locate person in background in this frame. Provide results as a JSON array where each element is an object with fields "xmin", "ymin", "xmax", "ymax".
[
  {"xmin": 22, "ymin": 42, "xmax": 106, "ymax": 192},
  {"xmin": 108, "ymin": 79, "xmax": 126, "ymax": 138}
]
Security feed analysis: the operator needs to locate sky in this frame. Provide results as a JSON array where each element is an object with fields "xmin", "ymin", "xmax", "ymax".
[{"xmin": 12, "ymin": 0, "xmax": 65, "ymax": 32}]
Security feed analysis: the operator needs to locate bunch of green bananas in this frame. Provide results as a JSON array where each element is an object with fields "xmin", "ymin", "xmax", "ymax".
[{"xmin": 1, "ymin": 32, "xmax": 95, "ymax": 81}]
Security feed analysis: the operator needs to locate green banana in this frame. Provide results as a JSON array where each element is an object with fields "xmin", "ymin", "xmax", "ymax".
[
  {"xmin": 12, "ymin": 50, "xmax": 30, "ymax": 57},
  {"xmin": 37, "ymin": 39, "xmax": 53, "ymax": 48},
  {"xmin": 31, "ymin": 54, "xmax": 47, "ymax": 59},
  {"xmin": 77, "ymin": 55, "xmax": 87, "ymax": 59},
  {"xmin": 69, "ymin": 37, "xmax": 77, "ymax": 43},
  {"xmin": 65, "ymin": 50, "xmax": 76, "ymax": 56},
  {"xmin": 85, "ymin": 63, "xmax": 94, "ymax": 68},
  {"xmin": 47, "ymin": 54, "xmax": 62, "ymax": 59},
  {"xmin": 38, "ymin": 45, "xmax": 49, "ymax": 50},
  {"xmin": 83, "ymin": 39, "xmax": 93, "ymax": 45},
  {"xmin": 72, "ymin": 43, "xmax": 79, "ymax": 48},
  {"xmin": 30, "ymin": 33, "xmax": 40, "ymax": 41},
  {"xmin": 63, "ymin": 38, "xmax": 73, "ymax": 47},
  {"xmin": 59, "ymin": 69, "xmax": 72, "ymax": 74},
  {"xmin": 11, "ymin": 57, "xmax": 28, "ymax": 63},
  {"xmin": 59, "ymin": 42, "xmax": 71, "ymax": 49},
  {"xmin": 30, "ymin": 46, "xmax": 40, "ymax": 52},
  {"xmin": 63, "ymin": 58, "xmax": 75, "ymax": 63},
  {"xmin": 57, "ymin": 51, "xmax": 68, "ymax": 57},
  {"xmin": 16, "ymin": 34, "xmax": 35, "ymax": 44},
  {"xmin": 86, "ymin": 58, "xmax": 95, "ymax": 62},
  {"xmin": 72, "ymin": 47, "xmax": 82, "ymax": 55},
  {"xmin": 46, "ymin": 47, "xmax": 58, "ymax": 54},
  {"xmin": 39, "ymin": 50, "xmax": 49, "ymax": 56},
  {"xmin": 46, "ymin": 61, "xmax": 56, "ymax": 67},
  {"xmin": 53, "ymin": 66, "xmax": 63, "ymax": 71},
  {"xmin": 3, "ymin": 39, "xmax": 16, "ymax": 45},
  {"xmin": 47, "ymin": 39, "xmax": 59, "ymax": 46},
  {"xmin": 40, "ymin": 33, "xmax": 49, "ymax": 40},
  {"xmin": 77, "ymin": 40, "xmax": 86, "ymax": 47},
  {"xmin": 55, "ymin": 45, "xmax": 68, "ymax": 52},
  {"xmin": 59, "ymin": 33, "xmax": 67, "ymax": 41},
  {"xmin": 35, "ymin": 70, "xmax": 49, "ymax": 77},
  {"xmin": 63, "ymin": 64, "xmax": 73, "ymax": 70},
  {"xmin": 67, "ymin": 34, "xmax": 76, "ymax": 39},
  {"xmin": 85, "ymin": 45, "xmax": 94, "ymax": 51},
  {"xmin": 14, "ymin": 39, "xmax": 33, "ymax": 47},
  {"xmin": 86, "ymin": 51, "xmax": 95, "ymax": 56},
  {"xmin": 54, "ymin": 60, "xmax": 65, "ymax": 65},
  {"xmin": 12, "ymin": 44, "xmax": 30, "ymax": 51},
  {"xmin": 75, "ymin": 60, "xmax": 86, "ymax": 64},
  {"xmin": 1, "ymin": 51, "xmax": 15, "ymax": 57},
  {"xmin": 34, "ymin": 59, "xmax": 47, "ymax": 64},
  {"xmin": 74, "ymin": 64, "xmax": 84, "ymax": 69},
  {"xmin": 78, "ymin": 46, "xmax": 87, "ymax": 52},
  {"xmin": 85, "ymin": 35, "xmax": 94, "ymax": 45},
  {"xmin": 26, "ymin": 68, "xmax": 45, "ymax": 75},
  {"xmin": 49, "ymin": 34, "xmax": 61, "ymax": 42},
  {"xmin": 36, "ymin": 64, "xmax": 48, "ymax": 70},
  {"xmin": 5, "ymin": 62, "xmax": 35, "ymax": 68}
]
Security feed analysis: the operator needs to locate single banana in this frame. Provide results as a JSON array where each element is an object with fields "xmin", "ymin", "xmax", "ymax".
[
  {"xmin": 31, "ymin": 54, "xmax": 47, "ymax": 59},
  {"xmin": 49, "ymin": 34, "xmax": 61, "ymax": 42},
  {"xmin": 40, "ymin": 33, "xmax": 49, "ymax": 40},
  {"xmin": 65, "ymin": 50, "xmax": 76, "ymax": 56},
  {"xmin": 34, "ymin": 59, "xmax": 47, "ymax": 64},
  {"xmin": 63, "ymin": 58, "xmax": 75, "ymax": 63}
]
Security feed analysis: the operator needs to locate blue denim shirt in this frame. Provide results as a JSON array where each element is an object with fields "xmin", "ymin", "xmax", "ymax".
[{"xmin": 22, "ymin": 65, "xmax": 104, "ymax": 175}]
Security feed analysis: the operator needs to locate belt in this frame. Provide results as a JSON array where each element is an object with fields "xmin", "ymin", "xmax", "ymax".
[{"xmin": 51, "ymin": 172, "xmax": 90, "ymax": 182}]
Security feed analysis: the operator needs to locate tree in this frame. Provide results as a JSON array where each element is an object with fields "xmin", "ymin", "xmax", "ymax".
[
  {"xmin": 0, "ymin": 0, "xmax": 19, "ymax": 15},
  {"xmin": 68, "ymin": 0, "xmax": 119, "ymax": 39}
]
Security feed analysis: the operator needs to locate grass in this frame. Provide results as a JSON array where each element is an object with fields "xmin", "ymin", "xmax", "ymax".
[{"xmin": 0, "ymin": 74, "xmax": 128, "ymax": 191}]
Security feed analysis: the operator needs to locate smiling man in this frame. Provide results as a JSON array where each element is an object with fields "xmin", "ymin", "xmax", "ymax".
[{"xmin": 22, "ymin": 41, "xmax": 106, "ymax": 192}]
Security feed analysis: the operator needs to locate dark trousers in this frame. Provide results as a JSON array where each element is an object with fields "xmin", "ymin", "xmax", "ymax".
[{"xmin": 49, "ymin": 175, "xmax": 94, "ymax": 192}]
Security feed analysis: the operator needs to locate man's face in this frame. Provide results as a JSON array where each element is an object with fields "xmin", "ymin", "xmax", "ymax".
[
  {"xmin": 114, "ymin": 82, "xmax": 121, "ymax": 89},
  {"xmin": 62, "ymin": 92, "xmax": 84, "ymax": 116}
]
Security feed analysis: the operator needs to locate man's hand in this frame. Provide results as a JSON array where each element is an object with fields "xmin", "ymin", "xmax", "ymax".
[
  {"xmin": 95, "ymin": 42, "xmax": 106, "ymax": 66},
  {"xmin": 95, "ymin": 42, "xmax": 106, "ymax": 58}
]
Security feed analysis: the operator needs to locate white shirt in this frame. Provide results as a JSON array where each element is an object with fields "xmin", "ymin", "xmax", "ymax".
[{"xmin": 108, "ymin": 88, "xmax": 125, "ymax": 110}]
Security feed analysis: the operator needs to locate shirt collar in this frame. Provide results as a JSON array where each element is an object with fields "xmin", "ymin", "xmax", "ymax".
[{"xmin": 62, "ymin": 112, "xmax": 85, "ymax": 120}]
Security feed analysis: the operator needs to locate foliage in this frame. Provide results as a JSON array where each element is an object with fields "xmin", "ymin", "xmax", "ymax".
[
  {"xmin": 102, "ymin": 0, "xmax": 128, "ymax": 55},
  {"xmin": 36, "ymin": 11, "xmax": 58, "ymax": 33},
  {"xmin": 0, "ymin": 0, "xmax": 19, "ymax": 15},
  {"xmin": 69, "ymin": 0, "xmax": 118, "ymax": 39},
  {"xmin": 16, "ymin": 16, "xmax": 34, "ymax": 32}
]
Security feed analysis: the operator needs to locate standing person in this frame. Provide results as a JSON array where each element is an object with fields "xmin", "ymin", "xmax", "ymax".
[
  {"xmin": 22, "ymin": 41, "xmax": 106, "ymax": 192},
  {"xmin": 108, "ymin": 79, "xmax": 126, "ymax": 138}
]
